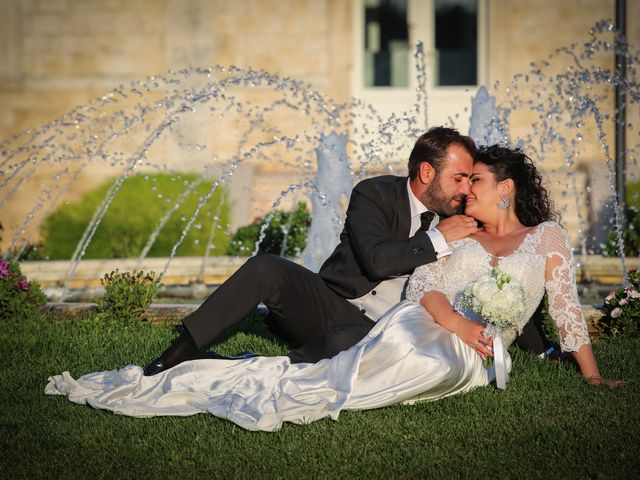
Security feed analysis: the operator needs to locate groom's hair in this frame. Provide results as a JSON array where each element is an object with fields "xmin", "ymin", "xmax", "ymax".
[{"xmin": 408, "ymin": 127, "xmax": 477, "ymax": 179}]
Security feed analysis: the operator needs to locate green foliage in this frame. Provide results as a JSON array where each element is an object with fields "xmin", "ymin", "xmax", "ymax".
[
  {"xmin": 226, "ymin": 202, "xmax": 311, "ymax": 257},
  {"xmin": 597, "ymin": 268, "xmax": 640, "ymax": 338},
  {"xmin": 604, "ymin": 181, "xmax": 640, "ymax": 257},
  {"xmin": 0, "ymin": 259, "xmax": 47, "ymax": 320},
  {"xmin": 96, "ymin": 269, "xmax": 159, "ymax": 322},
  {"xmin": 41, "ymin": 173, "xmax": 229, "ymax": 259}
]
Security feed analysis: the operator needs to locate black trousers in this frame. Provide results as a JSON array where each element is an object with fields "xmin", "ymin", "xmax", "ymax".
[
  {"xmin": 514, "ymin": 300, "xmax": 553, "ymax": 354},
  {"xmin": 183, "ymin": 253, "xmax": 551, "ymax": 363},
  {"xmin": 183, "ymin": 254, "xmax": 375, "ymax": 362}
]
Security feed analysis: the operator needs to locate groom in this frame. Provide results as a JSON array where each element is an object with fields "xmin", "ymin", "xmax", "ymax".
[{"xmin": 144, "ymin": 127, "xmax": 548, "ymax": 375}]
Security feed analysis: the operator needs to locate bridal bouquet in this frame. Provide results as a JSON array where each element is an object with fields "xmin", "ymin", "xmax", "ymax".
[
  {"xmin": 461, "ymin": 267, "xmax": 525, "ymax": 389},
  {"xmin": 463, "ymin": 266, "xmax": 526, "ymax": 330}
]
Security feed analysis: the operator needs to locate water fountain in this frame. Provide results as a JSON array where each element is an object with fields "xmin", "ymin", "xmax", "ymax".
[
  {"xmin": 300, "ymin": 131, "xmax": 353, "ymax": 273},
  {"xmin": 477, "ymin": 20, "xmax": 640, "ymax": 287},
  {"xmin": 1, "ymin": 21, "xmax": 638, "ymax": 305}
]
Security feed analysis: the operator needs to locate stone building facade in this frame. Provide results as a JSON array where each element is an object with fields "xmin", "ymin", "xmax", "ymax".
[{"xmin": 1, "ymin": 0, "xmax": 638, "ymax": 254}]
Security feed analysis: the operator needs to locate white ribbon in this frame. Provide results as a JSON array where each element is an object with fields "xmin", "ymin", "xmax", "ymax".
[
  {"xmin": 484, "ymin": 324, "xmax": 509, "ymax": 390},
  {"xmin": 493, "ymin": 334, "xmax": 508, "ymax": 390}
]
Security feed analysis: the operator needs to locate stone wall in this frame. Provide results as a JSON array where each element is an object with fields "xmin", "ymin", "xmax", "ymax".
[
  {"xmin": 489, "ymin": 0, "xmax": 615, "ymax": 159},
  {"xmin": 486, "ymin": 0, "xmax": 639, "ymax": 245},
  {"xmin": 0, "ymin": 0, "xmax": 353, "ymax": 248},
  {"xmin": 0, "ymin": 0, "xmax": 351, "ymax": 132},
  {"xmin": 0, "ymin": 0, "xmax": 638, "ymax": 253}
]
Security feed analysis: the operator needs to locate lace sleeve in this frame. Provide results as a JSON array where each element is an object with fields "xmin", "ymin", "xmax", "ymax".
[
  {"xmin": 543, "ymin": 223, "xmax": 591, "ymax": 352},
  {"xmin": 406, "ymin": 259, "xmax": 447, "ymax": 304}
]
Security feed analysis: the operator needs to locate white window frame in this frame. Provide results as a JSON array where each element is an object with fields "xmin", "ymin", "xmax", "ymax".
[{"xmin": 351, "ymin": 0, "xmax": 488, "ymax": 132}]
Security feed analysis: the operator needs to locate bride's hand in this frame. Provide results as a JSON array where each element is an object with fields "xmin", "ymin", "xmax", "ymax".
[
  {"xmin": 420, "ymin": 293, "xmax": 492, "ymax": 359},
  {"xmin": 571, "ymin": 346, "xmax": 626, "ymax": 389},
  {"xmin": 453, "ymin": 314, "xmax": 493, "ymax": 359},
  {"xmin": 587, "ymin": 376, "xmax": 626, "ymax": 388}
]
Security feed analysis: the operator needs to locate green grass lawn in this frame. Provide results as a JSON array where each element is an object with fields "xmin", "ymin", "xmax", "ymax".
[{"xmin": 1, "ymin": 313, "xmax": 639, "ymax": 479}]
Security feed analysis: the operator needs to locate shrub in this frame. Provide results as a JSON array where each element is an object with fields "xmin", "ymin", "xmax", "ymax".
[
  {"xmin": 96, "ymin": 270, "xmax": 158, "ymax": 322},
  {"xmin": 603, "ymin": 181, "xmax": 640, "ymax": 257},
  {"xmin": 42, "ymin": 173, "xmax": 229, "ymax": 259},
  {"xmin": 0, "ymin": 259, "xmax": 47, "ymax": 320},
  {"xmin": 226, "ymin": 202, "xmax": 311, "ymax": 257},
  {"xmin": 597, "ymin": 268, "xmax": 640, "ymax": 338}
]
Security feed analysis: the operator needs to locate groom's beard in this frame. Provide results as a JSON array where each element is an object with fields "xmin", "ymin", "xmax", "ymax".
[{"xmin": 422, "ymin": 177, "xmax": 466, "ymax": 217}]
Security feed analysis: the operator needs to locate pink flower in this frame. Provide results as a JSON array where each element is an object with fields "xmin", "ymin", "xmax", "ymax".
[
  {"xmin": 611, "ymin": 307, "xmax": 623, "ymax": 319},
  {"xmin": 17, "ymin": 277, "xmax": 29, "ymax": 291},
  {"xmin": 619, "ymin": 298, "xmax": 628, "ymax": 306},
  {"xmin": 604, "ymin": 292, "xmax": 615, "ymax": 304},
  {"xmin": 0, "ymin": 260, "xmax": 9, "ymax": 279}
]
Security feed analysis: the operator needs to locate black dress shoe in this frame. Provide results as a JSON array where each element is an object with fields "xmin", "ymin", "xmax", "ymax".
[
  {"xmin": 143, "ymin": 351, "xmax": 259, "ymax": 376},
  {"xmin": 143, "ymin": 329, "xmax": 200, "ymax": 376},
  {"xmin": 143, "ymin": 357, "xmax": 175, "ymax": 376}
]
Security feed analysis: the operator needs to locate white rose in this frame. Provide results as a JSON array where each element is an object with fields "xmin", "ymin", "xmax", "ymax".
[
  {"xmin": 619, "ymin": 298, "xmax": 628, "ymax": 306},
  {"xmin": 471, "ymin": 278, "xmax": 499, "ymax": 303},
  {"xmin": 501, "ymin": 282, "xmax": 519, "ymax": 297},
  {"xmin": 604, "ymin": 293, "xmax": 615, "ymax": 304},
  {"xmin": 470, "ymin": 273, "xmax": 491, "ymax": 288},
  {"xmin": 504, "ymin": 284, "xmax": 524, "ymax": 304},
  {"xmin": 492, "ymin": 291, "xmax": 522, "ymax": 324},
  {"xmin": 611, "ymin": 307, "xmax": 623, "ymax": 318},
  {"xmin": 492, "ymin": 289, "xmax": 514, "ymax": 309},
  {"xmin": 630, "ymin": 290, "xmax": 640, "ymax": 299}
]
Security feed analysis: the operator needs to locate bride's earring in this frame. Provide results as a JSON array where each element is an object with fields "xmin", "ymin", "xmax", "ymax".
[{"xmin": 496, "ymin": 194, "xmax": 510, "ymax": 210}]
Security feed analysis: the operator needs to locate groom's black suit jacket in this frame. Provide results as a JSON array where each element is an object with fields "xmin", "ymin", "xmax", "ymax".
[{"xmin": 319, "ymin": 175, "xmax": 438, "ymax": 299}]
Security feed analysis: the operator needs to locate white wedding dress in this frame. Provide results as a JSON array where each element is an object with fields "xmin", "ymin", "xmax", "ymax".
[{"xmin": 45, "ymin": 222, "xmax": 591, "ymax": 431}]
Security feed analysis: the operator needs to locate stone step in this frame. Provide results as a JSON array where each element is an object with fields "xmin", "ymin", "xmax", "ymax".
[
  {"xmin": 41, "ymin": 302, "xmax": 603, "ymax": 336},
  {"xmin": 20, "ymin": 255, "xmax": 640, "ymax": 288}
]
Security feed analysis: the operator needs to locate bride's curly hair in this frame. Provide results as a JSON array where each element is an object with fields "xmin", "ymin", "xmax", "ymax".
[{"xmin": 475, "ymin": 145, "xmax": 559, "ymax": 226}]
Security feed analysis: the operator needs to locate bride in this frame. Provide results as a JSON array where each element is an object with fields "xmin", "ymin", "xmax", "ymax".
[{"xmin": 46, "ymin": 145, "xmax": 623, "ymax": 431}]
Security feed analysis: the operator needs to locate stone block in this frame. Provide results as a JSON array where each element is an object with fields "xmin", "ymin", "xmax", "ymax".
[
  {"xmin": 39, "ymin": 301, "xmax": 605, "ymax": 333},
  {"xmin": 41, "ymin": 302, "xmax": 195, "ymax": 324}
]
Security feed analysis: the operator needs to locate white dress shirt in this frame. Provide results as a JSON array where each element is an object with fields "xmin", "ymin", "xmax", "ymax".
[{"xmin": 347, "ymin": 179, "xmax": 452, "ymax": 321}]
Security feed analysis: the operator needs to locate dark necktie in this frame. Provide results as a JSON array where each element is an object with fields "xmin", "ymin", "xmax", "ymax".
[{"xmin": 420, "ymin": 211, "xmax": 436, "ymax": 232}]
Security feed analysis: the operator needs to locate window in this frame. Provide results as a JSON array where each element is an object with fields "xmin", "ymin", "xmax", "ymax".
[
  {"xmin": 363, "ymin": 0, "xmax": 409, "ymax": 87},
  {"xmin": 353, "ymin": 0, "xmax": 487, "ymax": 133},
  {"xmin": 360, "ymin": 0, "xmax": 480, "ymax": 89},
  {"xmin": 435, "ymin": 0, "xmax": 478, "ymax": 86}
]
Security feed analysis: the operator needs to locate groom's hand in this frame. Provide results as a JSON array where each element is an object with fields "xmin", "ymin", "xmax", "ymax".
[{"xmin": 436, "ymin": 215, "xmax": 478, "ymax": 243}]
